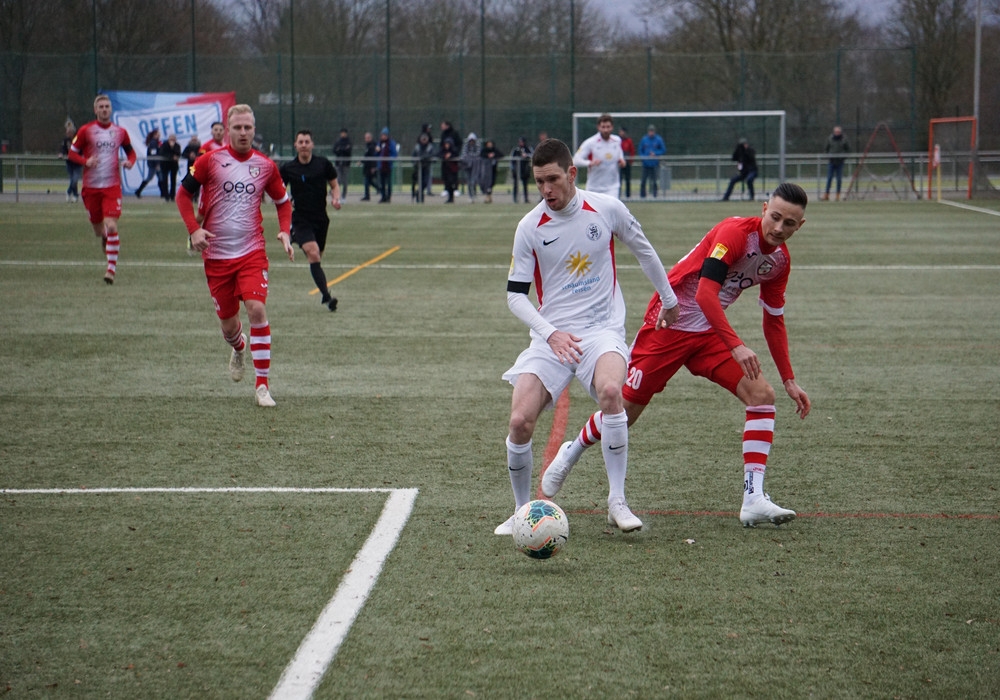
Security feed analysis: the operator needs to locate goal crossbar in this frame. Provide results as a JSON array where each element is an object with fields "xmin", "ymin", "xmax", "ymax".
[{"xmin": 572, "ymin": 110, "xmax": 787, "ymax": 182}]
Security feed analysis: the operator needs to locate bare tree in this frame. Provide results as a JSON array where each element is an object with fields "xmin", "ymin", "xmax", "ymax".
[{"xmin": 888, "ymin": 0, "xmax": 975, "ymax": 123}]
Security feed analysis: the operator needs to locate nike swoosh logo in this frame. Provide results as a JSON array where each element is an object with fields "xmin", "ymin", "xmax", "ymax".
[
  {"xmin": 221, "ymin": 162, "xmax": 232, "ymax": 167},
  {"xmin": 543, "ymin": 238, "xmax": 559, "ymax": 246},
  {"xmin": 608, "ymin": 444, "xmax": 626, "ymax": 452}
]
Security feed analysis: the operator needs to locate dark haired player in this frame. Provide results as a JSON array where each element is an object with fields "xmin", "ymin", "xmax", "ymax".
[
  {"xmin": 495, "ymin": 138, "xmax": 679, "ymax": 536},
  {"xmin": 279, "ymin": 130, "xmax": 342, "ymax": 311},
  {"xmin": 543, "ymin": 182, "xmax": 812, "ymax": 527}
]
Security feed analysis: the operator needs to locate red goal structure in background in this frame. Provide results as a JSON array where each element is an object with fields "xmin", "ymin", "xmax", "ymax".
[
  {"xmin": 844, "ymin": 122, "xmax": 921, "ymax": 200},
  {"xmin": 927, "ymin": 116, "xmax": 977, "ymax": 201}
]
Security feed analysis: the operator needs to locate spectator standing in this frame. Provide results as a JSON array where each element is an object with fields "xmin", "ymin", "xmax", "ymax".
[
  {"xmin": 279, "ymin": 129, "xmax": 341, "ymax": 311},
  {"xmin": 419, "ymin": 123, "xmax": 436, "ymax": 197},
  {"xmin": 509, "ymin": 136, "xmax": 533, "ymax": 203},
  {"xmin": 360, "ymin": 132, "xmax": 378, "ymax": 201},
  {"xmin": 332, "ymin": 128, "xmax": 352, "ymax": 197},
  {"xmin": 176, "ymin": 104, "xmax": 293, "ymax": 408},
  {"xmin": 638, "ymin": 124, "xmax": 666, "ymax": 199},
  {"xmin": 439, "ymin": 130, "xmax": 460, "ymax": 203},
  {"xmin": 460, "ymin": 133, "xmax": 482, "ymax": 202},
  {"xmin": 375, "ymin": 127, "xmax": 398, "ymax": 203},
  {"xmin": 61, "ymin": 119, "xmax": 83, "ymax": 203},
  {"xmin": 135, "ymin": 129, "xmax": 161, "ymax": 198},
  {"xmin": 572, "ymin": 112, "xmax": 625, "ymax": 197},
  {"xmin": 160, "ymin": 133, "xmax": 181, "ymax": 201},
  {"xmin": 411, "ymin": 131, "xmax": 436, "ymax": 203},
  {"xmin": 619, "ymin": 126, "xmax": 636, "ymax": 199},
  {"xmin": 66, "ymin": 94, "xmax": 137, "ymax": 284},
  {"xmin": 181, "ymin": 136, "xmax": 201, "ymax": 172},
  {"xmin": 822, "ymin": 125, "xmax": 850, "ymax": 201},
  {"xmin": 480, "ymin": 138, "xmax": 501, "ymax": 203},
  {"xmin": 722, "ymin": 138, "xmax": 758, "ymax": 201}
]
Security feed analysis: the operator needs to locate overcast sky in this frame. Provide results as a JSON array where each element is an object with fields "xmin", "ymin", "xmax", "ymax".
[{"xmin": 608, "ymin": 0, "xmax": 896, "ymax": 34}]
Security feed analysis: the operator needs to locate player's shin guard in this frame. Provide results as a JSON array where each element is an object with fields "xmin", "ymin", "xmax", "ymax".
[
  {"xmin": 309, "ymin": 262, "xmax": 330, "ymax": 300},
  {"xmin": 250, "ymin": 323, "xmax": 271, "ymax": 388},
  {"xmin": 505, "ymin": 436, "xmax": 533, "ymax": 510},
  {"xmin": 104, "ymin": 230, "xmax": 120, "ymax": 276},
  {"xmin": 601, "ymin": 411, "xmax": 628, "ymax": 500},
  {"xmin": 565, "ymin": 410, "xmax": 604, "ymax": 465},
  {"xmin": 743, "ymin": 404, "xmax": 775, "ymax": 499}
]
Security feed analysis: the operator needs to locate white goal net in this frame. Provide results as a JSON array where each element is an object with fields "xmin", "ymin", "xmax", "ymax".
[{"xmin": 571, "ymin": 110, "xmax": 786, "ymax": 201}]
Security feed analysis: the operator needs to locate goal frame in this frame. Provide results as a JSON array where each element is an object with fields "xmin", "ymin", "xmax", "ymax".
[
  {"xmin": 927, "ymin": 116, "xmax": 977, "ymax": 200},
  {"xmin": 572, "ymin": 110, "xmax": 787, "ymax": 182}
]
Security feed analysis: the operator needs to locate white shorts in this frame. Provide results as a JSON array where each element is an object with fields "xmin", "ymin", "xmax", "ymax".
[{"xmin": 502, "ymin": 328, "xmax": 629, "ymax": 410}]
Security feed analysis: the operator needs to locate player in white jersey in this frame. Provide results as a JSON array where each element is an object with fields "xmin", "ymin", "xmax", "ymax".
[
  {"xmin": 573, "ymin": 112, "xmax": 625, "ymax": 198},
  {"xmin": 541, "ymin": 183, "xmax": 812, "ymax": 529},
  {"xmin": 67, "ymin": 94, "xmax": 137, "ymax": 284},
  {"xmin": 176, "ymin": 104, "xmax": 293, "ymax": 408},
  {"xmin": 495, "ymin": 138, "xmax": 679, "ymax": 536}
]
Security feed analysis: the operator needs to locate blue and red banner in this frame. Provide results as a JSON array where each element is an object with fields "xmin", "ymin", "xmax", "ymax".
[{"xmin": 105, "ymin": 91, "xmax": 237, "ymax": 193}]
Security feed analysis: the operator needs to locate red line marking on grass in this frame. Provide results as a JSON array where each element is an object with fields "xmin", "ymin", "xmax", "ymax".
[
  {"xmin": 535, "ymin": 388, "xmax": 571, "ymax": 500},
  {"xmin": 533, "ymin": 390, "xmax": 998, "ymax": 522}
]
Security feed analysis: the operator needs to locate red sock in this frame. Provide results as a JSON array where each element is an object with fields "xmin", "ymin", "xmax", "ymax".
[
  {"xmin": 250, "ymin": 323, "xmax": 270, "ymax": 388},
  {"xmin": 104, "ymin": 230, "xmax": 120, "ymax": 275},
  {"xmin": 743, "ymin": 405, "xmax": 775, "ymax": 497},
  {"xmin": 224, "ymin": 323, "xmax": 246, "ymax": 351}
]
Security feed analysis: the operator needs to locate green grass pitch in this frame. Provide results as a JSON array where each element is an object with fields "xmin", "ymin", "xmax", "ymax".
[{"xmin": 1, "ymin": 195, "xmax": 998, "ymax": 698}]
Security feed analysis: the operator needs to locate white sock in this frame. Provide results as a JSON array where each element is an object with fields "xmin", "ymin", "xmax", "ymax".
[
  {"xmin": 506, "ymin": 436, "xmax": 533, "ymax": 510},
  {"xmin": 601, "ymin": 411, "xmax": 628, "ymax": 500},
  {"xmin": 743, "ymin": 470, "xmax": 765, "ymax": 502}
]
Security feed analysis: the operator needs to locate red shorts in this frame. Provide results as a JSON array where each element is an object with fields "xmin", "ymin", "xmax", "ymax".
[
  {"xmin": 203, "ymin": 248, "xmax": 270, "ymax": 319},
  {"xmin": 622, "ymin": 324, "xmax": 745, "ymax": 405},
  {"xmin": 81, "ymin": 186, "xmax": 123, "ymax": 224}
]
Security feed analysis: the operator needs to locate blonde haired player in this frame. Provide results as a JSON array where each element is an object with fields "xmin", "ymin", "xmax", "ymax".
[
  {"xmin": 176, "ymin": 104, "xmax": 293, "ymax": 407},
  {"xmin": 67, "ymin": 94, "xmax": 137, "ymax": 284}
]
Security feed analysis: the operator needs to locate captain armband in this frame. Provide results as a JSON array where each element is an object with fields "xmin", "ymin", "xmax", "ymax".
[
  {"xmin": 700, "ymin": 257, "xmax": 729, "ymax": 285},
  {"xmin": 507, "ymin": 280, "xmax": 531, "ymax": 295}
]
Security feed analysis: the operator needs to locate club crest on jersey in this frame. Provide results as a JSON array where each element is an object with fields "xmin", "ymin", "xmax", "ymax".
[
  {"xmin": 757, "ymin": 261, "xmax": 774, "ymax": 276},
  {"xmin": 248, "ymin": 165, "xmax": 261, "ymax": 177},
  {"xmin": 587, "ymin": 224, "xmax": 601, "ymax": 241}
]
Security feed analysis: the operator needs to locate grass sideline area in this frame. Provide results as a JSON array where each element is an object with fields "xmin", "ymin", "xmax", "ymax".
[{"xmin": 1, "ymin": 197, "xmax": 998, "ymax": 698}]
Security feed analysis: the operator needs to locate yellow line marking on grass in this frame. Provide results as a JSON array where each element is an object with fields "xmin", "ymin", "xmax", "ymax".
[{"xmin": 308, "ymin": 245, "xmax": 401, "ymax": 295}]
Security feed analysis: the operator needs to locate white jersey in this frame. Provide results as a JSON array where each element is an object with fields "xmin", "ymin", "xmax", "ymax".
[
  {"xmin": 508, "ymin": 190, "xmax": 673, "ymax": 339},
  {"xmin": 573, "ymin": 133, "xmax": 623, "ymax": 196}
]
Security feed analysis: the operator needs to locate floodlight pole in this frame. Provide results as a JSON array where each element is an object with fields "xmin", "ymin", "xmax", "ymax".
[
  {"xmin": 973, "ymin": 0, "xmax": 982, "ymax": 157},
  {"xmin": 290, "ymin": 0, "xmax": 296, "ymax": 135},
  {"xmin": 190, "ymin": 0, "xmax": 197, "ymax": 91}
]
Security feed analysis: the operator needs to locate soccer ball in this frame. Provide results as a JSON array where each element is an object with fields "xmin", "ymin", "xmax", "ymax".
[{"xmin": 512, "ymin": 499, "xmax": 569, "ymax": 559}]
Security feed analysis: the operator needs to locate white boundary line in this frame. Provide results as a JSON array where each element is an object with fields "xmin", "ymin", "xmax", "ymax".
[
  {"xmin": 1, "ymin": 486, "xmax": 419, "ymax": 700},
  {"xmin": 937, "ymin": 199, "xmax": 1000, "ymax": 216}
]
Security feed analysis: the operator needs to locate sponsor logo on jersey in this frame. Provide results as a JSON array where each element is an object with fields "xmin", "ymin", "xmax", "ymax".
[{"xmin": 710, "ymin": 243, "xmax": 729, "ymax": 260}]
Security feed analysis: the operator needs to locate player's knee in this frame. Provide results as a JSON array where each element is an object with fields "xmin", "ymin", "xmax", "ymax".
[
  {"xmin": 745, "ymin": 381, "xmax": 775, "ymax": 406},
  {"xmin": 508, "ymin": 411, "xmax": 536, "ymax": 443}
]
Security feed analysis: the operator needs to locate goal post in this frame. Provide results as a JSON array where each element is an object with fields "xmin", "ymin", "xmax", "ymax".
[
  {"xmin": 927, "ymin": 116, "xmax": 976, "ymax": 200},
  {"xmin": 572, "ymin": 110, "xmax": 787, "ymax": 183}
]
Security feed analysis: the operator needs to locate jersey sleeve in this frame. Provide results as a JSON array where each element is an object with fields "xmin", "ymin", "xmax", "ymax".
[{"xmin": 610, "ymin": 201, "xmax": 676, "ymax": 307}]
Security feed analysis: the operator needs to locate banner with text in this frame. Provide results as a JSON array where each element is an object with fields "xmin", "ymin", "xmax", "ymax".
[{"xmin": 106, "ymin": 91, "xmax": 237, "ymax": 193}]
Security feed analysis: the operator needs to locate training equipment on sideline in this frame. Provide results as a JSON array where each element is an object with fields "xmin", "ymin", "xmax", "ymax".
[{"xmin": 511, "ymin": 499, "xmax": 569, "ymax": 560}]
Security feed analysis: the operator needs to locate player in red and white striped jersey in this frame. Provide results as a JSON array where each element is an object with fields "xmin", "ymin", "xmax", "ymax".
[
  {"xmin": 67, "ymin": 94, "xmax": 137, "ymax": 284},
  {"xmin": 542, "ymin": 182, "xmax": 813, "ymax": 528},
  {"xmin": 176, "ymin": 104, "xmax": 293, "ymax": 408}
]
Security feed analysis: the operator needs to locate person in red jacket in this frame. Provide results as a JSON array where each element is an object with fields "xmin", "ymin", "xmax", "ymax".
[
  {"xmin": 542, "ymin": 182, "xmax": 812, "ymax": 528},
  {"xmin": 67, "ymin": 94, "xmax": 137, "ymax": 284},
  {"xmin": 176, "ymin": 104, "xmax": 294, "ymax": 408}
]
